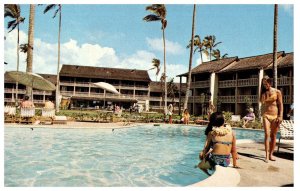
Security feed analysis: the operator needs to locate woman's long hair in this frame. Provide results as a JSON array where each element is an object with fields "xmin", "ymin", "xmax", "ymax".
[
  {"xmin": 261, "ymin": 75, "xmax": 272, "ymax": 96},
  {"xmin": 204, "ymin": 111, "xmax": 225, "ymax": 135}
]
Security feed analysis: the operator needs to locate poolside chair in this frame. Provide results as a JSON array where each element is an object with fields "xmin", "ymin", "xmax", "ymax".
[
  {"xmin": 20, "ymin": 107, "xmax": 36, "ymax": 124},
  {"xmin": 277, "ymin": 120, "xmax": 294, "ymax": 153},
  {"xmin": 52, "ymin": 115, "xmax": 68, "ymax": 124},
  {"xmin": 4, "ymin": 106, "xmax": 17, "ymax": 123},
  {"xmin": 40, "ymin": 108, "xmax": 55, "ymax": 124}
]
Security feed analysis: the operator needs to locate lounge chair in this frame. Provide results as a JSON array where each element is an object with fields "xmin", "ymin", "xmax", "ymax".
[
  {"xmin": 277, "ymin": 120, "xmax": 294, "ymax": 153},
  {"xmin": 4, "ymin": 106, "xmax": 17, "ymax": 123},
  {"xmin": 52, "ymin": 115, "xmax": 68, "ymax": 124},
  {"xmin": 20, "ymin": 107, "xmax": 35, "ymax": 124},
  {"xmin": 40, "ymin": 108, "xmax": 55, "ymax": 124}
]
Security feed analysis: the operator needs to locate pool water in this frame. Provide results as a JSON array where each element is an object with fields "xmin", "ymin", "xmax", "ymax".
[{"xmin": 4, "ymin": 125, "xmax": 264, "ymax": 187}]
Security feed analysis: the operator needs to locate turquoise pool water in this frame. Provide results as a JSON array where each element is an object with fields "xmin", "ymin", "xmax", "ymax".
[{"xmin": 5, "ymin": 125, "xmax": 264, "ymax": 187}]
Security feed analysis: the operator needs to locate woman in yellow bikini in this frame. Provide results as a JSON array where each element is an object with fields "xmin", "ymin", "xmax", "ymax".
[{"xmin": 260, "ymin": 76, "xmax": 283, "ymax": 163}]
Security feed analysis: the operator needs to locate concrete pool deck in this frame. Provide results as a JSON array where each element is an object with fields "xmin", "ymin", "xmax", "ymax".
[{"xmin": 4, "ymin": 122, "xmax": 294, "ymax": 187}]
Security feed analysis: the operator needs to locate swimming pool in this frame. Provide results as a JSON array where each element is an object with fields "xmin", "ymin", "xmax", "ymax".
[{"xmin": 4, "ymin": 125, "xmax": 264, "ymax": 187}]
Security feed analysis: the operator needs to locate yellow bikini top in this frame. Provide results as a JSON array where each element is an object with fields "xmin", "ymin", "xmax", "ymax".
[{"xmin": 264, "ymin": 88, "xmax": 278, "ymax": 103}]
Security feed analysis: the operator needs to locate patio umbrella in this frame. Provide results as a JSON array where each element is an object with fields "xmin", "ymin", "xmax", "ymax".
[
  {"xmin": 93, "ymin": 82, "xmax": 120, "ymax": 107},
  {"xmin": 7, "ymin": 71, "xmax": 56, "ymax": 100}
]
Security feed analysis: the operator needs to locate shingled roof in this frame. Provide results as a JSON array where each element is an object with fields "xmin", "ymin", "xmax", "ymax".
[
  {"xmin": 218, "ymin": 51, "xmax": 285, "ymax": 73},
  {"xmin": 150, "ymin": 81, "xmax": 186, "ymax": 93},
  {"xmin": 266, "ymin": 52, "xmax": 293, "ymax": 69},
  {"xmin": 59, "ymin": 65, "xmax": 151, "ymax": 82},
  {"xmin": 4, "ymin": 72, "xmax": 57, "ymax": 85},
  {"xmin": 177, "ymin": 57, "xmax": 238, "ymax": 76}
]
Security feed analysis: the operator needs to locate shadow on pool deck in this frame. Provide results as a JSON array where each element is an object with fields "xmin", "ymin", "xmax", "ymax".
[{"xmin": 236, "ymin": 142, "xmax": 294, "ymax": 187}]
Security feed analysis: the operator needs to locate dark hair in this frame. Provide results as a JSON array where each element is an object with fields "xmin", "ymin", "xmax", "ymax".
[
  {"xmin": 204, "ymin": 112, "xmax": 225, "ymax": 135},
  {"xmin": 24, "ymin": 95, "xmax": 29, "ymax": 100},
  {"xmin": 261, "ymin": 75, "xmax": 272, "ymax": 95}
]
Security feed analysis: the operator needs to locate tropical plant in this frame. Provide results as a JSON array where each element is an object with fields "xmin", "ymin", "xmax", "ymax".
[
  {"xmin": 212, "ymin": 49, "xmax": 228, "ymax": 60},
  {"xmin": 167, "ymin": 78, "xmax": 179, "ymax": 104},
  {"xmin": 149, "ymin": 58, "xmax": 160, "ymax": 81},
  {"xmin": 273, "ymin": 4, "xmax": 278, "ymax": 89},
  {"xmin": 187, "ymin": 34, "xmax": 204, "ymax": 63},
  {"xmin": 184, "ymin": 4, "xmax": 196, "ymax": 111},
  {"xmin": 43, "ymin": 4, "xmax": 62, "ymax": 112},
  {"xmin": 143, "ymin": 4, "xmax": 168, "ymax": 114},
  {"xmin": 4, "ymin": 4, "xmax": 25, "ymax": 103},
  {"xmin": 203, "ymin": 35, "xmax": 222, "ymax": 61},
  {"xmin": 26, "ymin": 4, "xmax": 35, "ymax": 96}
]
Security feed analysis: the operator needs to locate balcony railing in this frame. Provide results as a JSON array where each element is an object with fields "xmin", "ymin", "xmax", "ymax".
[
  {"xmin": 277, "ymin": 77, "xmax": 293, "ymax": 86},
  {"xmin": 218, "ymin": 96, "xmax": 236, "ymax": 103},
  {"xmin": 236, "ymin": 95, "xmax": 258, "ymax": 103},
  {"xmin": 218, "ymin": 80, "xmax": 236, "ymax": 88},
  {"xmin": 190, "ymin": 80, "xmax": 210, "ymax": 88},
  {"xmin": 283, "ymin": 95, "xmax": 293, "ymax": 104},
  {"xmin": 237, "ymin": 78, "xmax": 259, "ymax": 87}
]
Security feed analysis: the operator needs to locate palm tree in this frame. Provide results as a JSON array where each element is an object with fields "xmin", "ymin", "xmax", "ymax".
[
  {"xmin": 143, "ymin": 4, "xmax": 168, "ymax": 114},
  {"xmin": 184, "ymin": 4, "xmax": 196, "ymax": 111},
  {"xmin": 4, "ymin": 4, "xmax": 25, "ymax": 104},
  {"xmin": 26, "ymin": 4, "xmax": 35, "ymax": 97},
  {"xmin": 43, "ymin": 4, "xmax": 62, "ymax": 112},
  {"xmin": 148, "ymin": 58, "xmax": 161, "ymax": 81},
  {"xmin": 203, "ymin": 35, "xmax": 222, "ymax": 61},
  {"xmin": 212, "ymin": 49, "xmax": 228, "ymax": 60},
  {"xmin": 167, "ymin": 78, "xmax": 179, "ymax": 105},
  {"xmin": 187, "ymin": 35, "xmax": 204, "ymax": 63},
  {"xmin": 273, "ymin": 4, "xmax": 278, "ymax": 89}
]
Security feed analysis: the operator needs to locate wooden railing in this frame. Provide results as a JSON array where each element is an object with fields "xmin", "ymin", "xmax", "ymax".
[
  {"xmin": 190, "ymin": 80, "xmax": 210, "ymax": 88},
  {"xmin": 277, "ymin": 77, "xmax": 293, "ymax": 86},
  {"xmin": 218, "ymin": 96, "xmax": 236, "ymax": 103},
  {"xmin": 219, "ymin": 80, "xmax": 236, "ymax": 88},
  {"xmin": 236, "ymin": 95, "xmax": 258, "ymax": 103},
  {"xmin": 237, "ymin": 78, "xmax": 259, "ymax": 87}
]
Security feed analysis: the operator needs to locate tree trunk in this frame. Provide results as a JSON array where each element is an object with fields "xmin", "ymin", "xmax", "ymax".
[
  {"xmin": 162, "ymin": 23, "xmax": 167, "ymax": 115},
  {"xmin": 26, "ymin": 4, "xmax": 35, "ymax": 98},
  {"xmin": 273, "ymin": 4, "xmax": 278, "ymax": 89},
  {"xmin": 16, "ymin": 25, "xmax": 20, "ymax": 104},
  {"xmin": 56, "ymin": 6, "xmax": 62, "ymax": 112},
  {"xmin": 184, "ymin": 4, "xmax": 196, "ymax": 110}
]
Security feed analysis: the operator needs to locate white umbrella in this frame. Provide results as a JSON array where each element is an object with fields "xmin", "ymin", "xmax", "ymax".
[
  {"xmin": 93, "ymin": 82, "xmax": 120, "ymax": 107},
  {"xmin": 7, "ymin": 71, "xmax": 56, "ymax": 91},
  {"xmin": 7, "ymin": 71, "xmax": 56, "ymax": 102},
  {"xmin": 93, "ymin": 82, "xmax": 120, "ymax": 94}
]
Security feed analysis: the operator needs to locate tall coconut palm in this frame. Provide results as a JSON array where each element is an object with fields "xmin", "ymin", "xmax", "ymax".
[
  {"xmin": 212, "ymin": 49, "xmax": 228, "ymax": 60},
  {"xmin": 187, "ymin": 35, "xmax": 204, "ymax": 63},
  {"xmin": 4, "ymin": 4, "xmax": 25, "ymax": 104},
  {"xmin": 203, "ymin": 35, "xmax": 222, "ymax": 61},
  {"xmin": 143, "ymin": 4, "xmax": 168, "ymax": 114},
  {"xmin": 148, "ymin": 58, "xmax": 161, "ymax": 81},
  {"xmin": 273, "ymin": 4, "xmax": 278, "ymax": 89},
  {"xmin": 26, "ymin": 4, "xmax": 35, "ymax": 97},
  {"xmin": 43, "ymin": 4, "xmax": 62, "ymax": 112},
  {"xmin": 184, "ymin": 4, "xmax": 196, "ymax": 111}
]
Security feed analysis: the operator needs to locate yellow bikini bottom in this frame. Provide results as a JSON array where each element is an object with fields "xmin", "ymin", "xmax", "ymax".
[{"xmin": 263, "ymin": 114, "xmax": 277, "ymax": 123}]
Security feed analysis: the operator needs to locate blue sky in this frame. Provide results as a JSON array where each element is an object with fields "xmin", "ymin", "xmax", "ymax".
[{"xmin": 4, "ymin": 4, "xmax": 294, "ymax": 82}]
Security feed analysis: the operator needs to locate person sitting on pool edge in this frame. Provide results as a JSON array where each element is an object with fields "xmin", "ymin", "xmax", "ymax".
[
  {"xmin": 242, "ymin": 107, "xmax": 255, "ymax": 128},
  {"xmin": 181, "ymin": 109, "xmax": 190, "ymax": 125},
  {"xmin": 198, "ymin": 112, "xmax": 239, "ymax": 175}
]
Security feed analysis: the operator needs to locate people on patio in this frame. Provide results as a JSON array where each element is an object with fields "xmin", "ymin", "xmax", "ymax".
[
  {"xmin": 260, "ymin": 75, "xmax": 283, "ymax": 163},
  {"xmin": 287, "ymin": 103, "xmax": 294, "ymax": 120},
  {"xmin": 167, "ymin": 104, "xmax": 173, "ymax": 124},
  {"xmin": 242, "ymin": 107, "xmax": 255, "ymax": 128},
  {"xmin": 21, "ymin": 95, "xmax": 35, "ymax": 108},
  {"xmin": 44, "ymin": 96, "xmax": 55, "ymax": 109},
  {"xmin": 207, "ymin": 100, "xmax": 215, "ymax": 120},
  {"xmin": 198, "ymin": 112, "xmax": 238, "ymax": 175}
]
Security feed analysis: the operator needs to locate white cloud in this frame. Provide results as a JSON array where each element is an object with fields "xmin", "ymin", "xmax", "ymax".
[
  {"xmin": 280, "ymin": 4, "xmax": 293, "ymax": 16},
  {"xmin": 4, "ymin": 30, "xmax": 185, "ymax": 82},
  {"xmin": 146, "ymin": 37, "xmax": 185, "ymax": 55}
]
